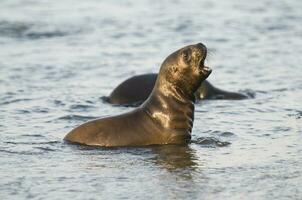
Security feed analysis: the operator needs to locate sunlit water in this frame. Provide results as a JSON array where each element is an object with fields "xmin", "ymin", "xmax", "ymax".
[{"xmin": 0, "ymin": 0, "xmax": 301, "ymax": 199}]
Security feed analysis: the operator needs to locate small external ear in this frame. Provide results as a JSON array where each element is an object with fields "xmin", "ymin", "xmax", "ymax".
[
  {"xmin": 181, "ymin": 49, "xmax": 191, "ymax": 64},
  {"xmin": 172, "ymin": 65, "xmax": 178, "ymax": 73}
]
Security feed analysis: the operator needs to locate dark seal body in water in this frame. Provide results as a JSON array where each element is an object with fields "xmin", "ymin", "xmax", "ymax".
[
  {"xmin": 104, "ymin": 74, "xmax": 249, "ymax": 106},
  {"xmin": 64, "ymin": 43, "xmax": 211, "ymax": 147}
]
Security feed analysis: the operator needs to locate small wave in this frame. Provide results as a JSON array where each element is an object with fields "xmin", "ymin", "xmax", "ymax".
[
  {"xmin": 271, "ymin": 88, "xmax": 289, "ymax": 92},
  {"xmin": 0, "ymin": 98, "xmax": 32, "ymax": 105},
  {"xmin": 253, "ymin": 90, "xmax": 268, "ymax": 94},
  {"xmin": 57, "ymin": 114, "xmax": 97, "ymax": 121},
  {"xmin": 15, "ymin": 109, "xmax": 31, "ymax": 114},
  {"xmin": 4, "ymin": 141, "xmax": 60, "ymax": 145},
  {"xmin": 203, "ymin": 130, "xmax": 237, "ymax": 137},
  {"xmin": 288, "ymin": 110, "xmax": 302, "ymax": 119},
  {"xmin": 191, "ymin": 137, "xmax": 231, "ymax": 147},
  {"xmin": 272, "ymin": 126, "xmax": 292, "ymax": 132},
  {"xmin": 0, "ymin": 20, "xmax": 81, "ymax": 40},
  {"xmin": 13, "ymin": 108, "xmax": 49, "ymax": 114},
  {"xmin": 219, "ymin": 132, "xmax": 236, "ymax": 137},
  {"xmin": 53, "ymin": 100, "xmax": 65, "ymax": 106},
  {"xmin": 174, "ymin": 22, "xmax": 190, "ymax": 32},
  {"xmin": 239, "ymin": 89, "xmax": 256, "ymax": 99},
  {"xmin": 0, "ymin": 91, "xmax": 17, "ymax": 99},
  {"xmin": 212, "ymin": 38, "xmax": 229, "ymax": 43},
  {"xmin": 69, "ymin": 104, "xmax": 96, "ymax": 111},
  {"xmin": 267, "ymin": 24, "xmax": 290, "ymax": 31},
  {"xmin": 25, "ymin": 31, "xmax": 68, "ymax": 39},
  {"xmin": 0, "ymin": 20, "xmax": 30, "ymax": 38},
  {"xmin": 0, "ymin": 149, "xmax": 44, "ymax": 155},
  {"xmin": 34, "ymin": 147, "xmax": 56, "ymax": 152},
  {"xmin": 22, "ymin": 134, "xmax": 45, "ymax": 138}
]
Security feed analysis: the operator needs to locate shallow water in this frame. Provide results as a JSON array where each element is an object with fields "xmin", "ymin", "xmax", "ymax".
[{"xmin": 0, "ymin": 0, "xmax": 301, "ymax": 199}]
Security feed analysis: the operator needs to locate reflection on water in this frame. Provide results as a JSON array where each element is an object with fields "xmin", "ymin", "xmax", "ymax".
[
  {"xmin": 152, "ymin": 145, "xmax": 198, "ymax": 172},
  {"xmin": 1, "ymin": 0, "xmax": 302, "ymax": 199}
]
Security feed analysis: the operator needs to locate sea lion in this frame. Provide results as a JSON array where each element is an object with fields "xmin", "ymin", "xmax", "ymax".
[
  {"xmin": 103, "ymin": 74, "xmax": 250, "ymax": 106},
  {"xmin": 64, "ymin": 43, "xmax": 211, "ymax": 147}
]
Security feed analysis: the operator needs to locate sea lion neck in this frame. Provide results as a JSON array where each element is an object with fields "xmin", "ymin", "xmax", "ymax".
[
  {"xmin": 154, "ymin": 77, "xmax": 196, "ymax": 102},
  {"xmin": 141, "ymin": 81, "xmax": 195, "ymax": 134}
]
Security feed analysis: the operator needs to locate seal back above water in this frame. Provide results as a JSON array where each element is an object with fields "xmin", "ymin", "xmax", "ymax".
[{"xmin": 104, "ymin": 74, "xmax": 250, "ymax": 106}]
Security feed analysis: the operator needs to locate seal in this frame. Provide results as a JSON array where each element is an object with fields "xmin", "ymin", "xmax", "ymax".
[
  {"xmin": 104, "ymin": 74, "xmax": 249, "ymax": 106},
  {"xmin": 64, "ymin": 43, "xmax": 211, "ymax": 147},
  {"xmin": 195, "ymin": 80, "xmax": 251, "ymax": 100}
]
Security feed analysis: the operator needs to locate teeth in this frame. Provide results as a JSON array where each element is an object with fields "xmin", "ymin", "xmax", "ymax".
[{"xmin": 203, "ymin": 66, "xmax": 211, "ymax": 71}]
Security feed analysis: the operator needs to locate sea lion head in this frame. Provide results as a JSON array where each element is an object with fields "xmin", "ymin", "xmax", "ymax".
[{"xmin": 157, "ymin": 43, "xmax": 212, "ymax": 98}]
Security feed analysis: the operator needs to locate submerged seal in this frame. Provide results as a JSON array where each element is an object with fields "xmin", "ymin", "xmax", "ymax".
[
  {"xmin": 104, "ymin": 74, "xmax": 249, "ymax": 106},
  {"xmin": 64, "ymin": 43, "xmax": 211, "ymax": 147}
]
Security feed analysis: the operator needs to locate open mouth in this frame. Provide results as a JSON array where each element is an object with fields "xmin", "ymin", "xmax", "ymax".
[{"xmin": 198, "ymin": 56, "xmax": 211, "ymax": 74}]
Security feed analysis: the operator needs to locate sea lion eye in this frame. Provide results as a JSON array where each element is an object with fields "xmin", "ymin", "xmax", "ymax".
[{"xmin": 182, "ymin": 50, "xmax": 191, "ymax": 63}]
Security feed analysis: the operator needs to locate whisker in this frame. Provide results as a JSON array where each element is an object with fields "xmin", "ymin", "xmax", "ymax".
[{"xmin": 206, "ymin": 48, "xmax": 216, "ymax": 62}]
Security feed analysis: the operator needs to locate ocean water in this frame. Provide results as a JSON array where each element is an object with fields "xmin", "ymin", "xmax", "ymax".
[{"xmin": 0, "ymin": 0, "xmax": 301, "ymax": 199}]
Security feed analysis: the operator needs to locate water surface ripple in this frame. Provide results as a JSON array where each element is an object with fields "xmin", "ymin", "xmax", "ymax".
[{"xmin": 0, "ymin": 0, "xmax": 301, "ymax": 199}]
